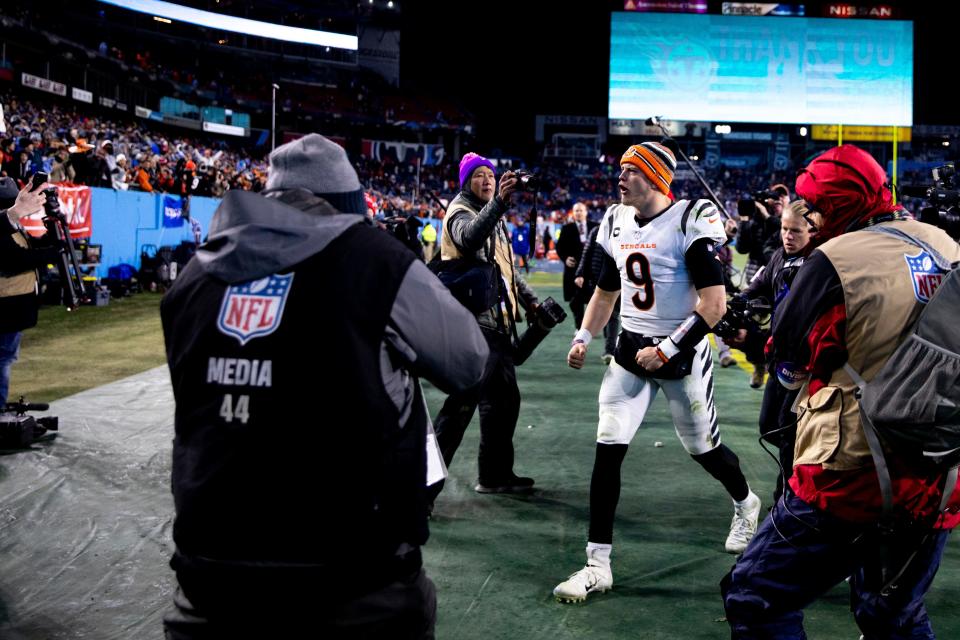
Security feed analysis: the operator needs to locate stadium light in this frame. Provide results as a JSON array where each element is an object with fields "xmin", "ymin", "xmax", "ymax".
[
  {"xmin": 799, "ymin": 126, "xmax": 808, "ymax": 137},
  {"xmin": 98, "ymin": 0, "xmax": 358, "ymax": 50},
  {"xmin": 715, "ymin": 124, "xmax": 732, "ymax": 135},
  {"xmin": 943, "ymin": 140, "xmax": 951, "ymax": 147}
]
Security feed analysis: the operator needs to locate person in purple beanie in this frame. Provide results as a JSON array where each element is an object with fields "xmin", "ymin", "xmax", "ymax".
[{"xmin": 428, "ymin": 152, "xmax": 542, "ymax": 503}]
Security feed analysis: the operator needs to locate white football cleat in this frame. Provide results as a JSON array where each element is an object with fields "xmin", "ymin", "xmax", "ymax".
[
  {"xmin": 725, "ymin": 491, "xmax": 761, "ymax": 554},
  {"xmin": 553, "ymin": 561, "xmax": 612, "ymax": 603}
]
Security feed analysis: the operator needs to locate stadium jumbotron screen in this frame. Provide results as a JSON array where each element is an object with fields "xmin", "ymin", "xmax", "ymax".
[{"xmin": 609, "ymin": 12, "xmax": 913, "ymax": 126}]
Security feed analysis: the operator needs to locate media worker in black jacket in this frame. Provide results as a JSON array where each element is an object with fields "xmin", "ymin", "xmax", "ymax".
[
  {"xmin": 161, "ymin": 134, "xmax": 488, "ymax": 639},
  {"xmin": 726, "ymin": 200, "xmax": 817, "ymax": 501}
]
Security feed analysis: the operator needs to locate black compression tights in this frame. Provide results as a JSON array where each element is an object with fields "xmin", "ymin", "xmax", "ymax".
[
  {"xmin": 691, "ymin": 444, "xmax": 749, "ymax": 502},
  {"xmin": 587, "ymin": 442, "xmax": 749, "ymax": 545},
  {"xmin": 588, "ymin": 443, "xmax": 629, "ymax": 544}
]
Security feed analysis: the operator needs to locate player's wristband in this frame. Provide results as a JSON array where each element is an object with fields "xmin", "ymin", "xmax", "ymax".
[
  {"xmin": 572, "ymin": 328, "xmax": 592, "ymax": 347},
  {"xmin": 654, "ymin": 347, "xmax": 671, "ymax": 363},
  {"xmin": 667, "ymin": 311, "xmax": 712, "ymax": 353}
]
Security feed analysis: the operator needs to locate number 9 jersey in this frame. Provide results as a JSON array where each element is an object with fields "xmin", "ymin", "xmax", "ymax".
[{"xmin": 596, "ymin": 199, "xmax": 727, "ymax": 337}]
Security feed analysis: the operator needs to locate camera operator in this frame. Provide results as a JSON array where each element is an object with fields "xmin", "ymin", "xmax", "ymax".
[
  {"xmin": 723, "ymin": 145, "xmax": 960, "ymax": 638},
  {"xmin": 725, "ymin": 200, "xmax": 817, "ymax": 501},
  {"xmin": 0, "ymin": 176, "xmax": 57, "ymax": 410},
  {"xmin": 429, "ymin": 152, "xmax": 541, "ymax": 499},
  {"xmin": 733, "ymin": 183, "xmax": 789, "ymax": 282},
  {"xmin": 377, "ymin": 213, "xmax": 425, "ymax": 261},
  {"xmin": 161, "ymin": 134, "xmax": 488, "ymax": 638}
]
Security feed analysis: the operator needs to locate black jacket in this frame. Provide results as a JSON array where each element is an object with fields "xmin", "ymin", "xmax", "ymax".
[
  {"xmin": 442, "ymin": 190, "xmax": 539, "ymax": 333},
  {"xmin": 575, "ymin": 225, "xmax": 604, "ymax": 288},
  {"xmin": 162, "ymin": 189, "xmax": 488, "ymax": 607},
  {"xmin": 742, "ymin": 245, "xmax": 811, "ymax": 315},
  {"xmin": 557, "ymin": 220, "xmax": 597, "ymax": 300}
]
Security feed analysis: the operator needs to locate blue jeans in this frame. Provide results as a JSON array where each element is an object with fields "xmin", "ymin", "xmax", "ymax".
[
  {"xmin": 722, "ymin": 491, "xmax": 950, "ymax": 639},
  {"xmin": 0, "ymin": 331, "xmax": 22, "ymax": 408}
]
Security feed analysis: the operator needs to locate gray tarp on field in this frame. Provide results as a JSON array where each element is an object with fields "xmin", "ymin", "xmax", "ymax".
[{"xmin": 0, "ymin": 367, "xmax": 175, "ymax": 640}]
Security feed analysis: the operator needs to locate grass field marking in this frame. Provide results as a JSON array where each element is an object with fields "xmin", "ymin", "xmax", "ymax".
[
  {"xmin": 452, "ymin": 569, "xmax": 497, "ymax": 636},
  {"xmin": 618, "ymin": 553, "xmax": 721, "ymax": 586}
]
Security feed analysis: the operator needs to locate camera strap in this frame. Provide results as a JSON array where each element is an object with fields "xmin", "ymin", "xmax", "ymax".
[
  {"xmin": 860, "ymin": 224, "xmax": 953, "ymax": 270},
  {"xmin": 500, "ymin": 272, "xmax": 521, "ymax": 347},
  {"xmin": 491, "ymin": 221, "xmax": 522, "ymax": 347},
  {"xmin": 528, "ymin": 192, "xmax": 538, "ymax": 259},
  {"xmin": 482, "ymin": 225, "xmax": 512, "ymax": 341}
]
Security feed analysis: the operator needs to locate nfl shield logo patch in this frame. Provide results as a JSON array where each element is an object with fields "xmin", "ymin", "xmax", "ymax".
[
  {"xmin": 218, "ymin": 273, "xmax": 294, "ymax": 345},
  {"xmin": 904, "ymin": 250, "xmax": 945, "ymax": 304}
]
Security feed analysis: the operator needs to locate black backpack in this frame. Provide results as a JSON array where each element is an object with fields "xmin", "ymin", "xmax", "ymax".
[
  {"xmin": 844, "ymin": 226, "xmax": 960, "ymax": 522},
  {"xmin": 842, "ymin": 225, "xmax": 960, "ymax": 592}
]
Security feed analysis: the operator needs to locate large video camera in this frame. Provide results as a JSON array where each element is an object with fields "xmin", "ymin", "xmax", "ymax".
[
  {"xmin": 0, "ymin": 397, "xmax": 59, "ymax": 449},
  {"xmin": 377, "ymin": 214, "xmax": 424, "ymax": 259},
  {"xmin": 513, "ymin": 296, "xmax": 567, "ymax": 365},
  {"xmin": 713, "ymin": 294, "xmax": 772, "ymax": 339},
  {"xmin": 736, "ymin": 190, "xmax": 781, "ymax": 219},
  {"xmin": 32, "ymin": 172, "xmax": 90, "ymax": 309},
  {"xmin": 908, "ymin": 163, "xmax": 960, "ymax": 240},
  {"xmin": 531, "ymin": 296, "xmax": 567, "ymax": 328}
]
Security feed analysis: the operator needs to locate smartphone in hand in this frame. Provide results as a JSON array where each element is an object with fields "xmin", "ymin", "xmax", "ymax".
[{"xmin": 30, "ymin": 171, "xmax": 49, "ymax": 192}]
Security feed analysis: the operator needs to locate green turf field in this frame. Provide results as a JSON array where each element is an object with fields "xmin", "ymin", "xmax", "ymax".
[{"xmin": 8, "ymin": 292, "xmax": 166, "ymax": 403}]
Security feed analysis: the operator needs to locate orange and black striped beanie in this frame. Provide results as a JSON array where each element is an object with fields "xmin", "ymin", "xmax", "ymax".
[{"xmin": 620, "ymin": 142, "xmax": 677, "ymax": 195}]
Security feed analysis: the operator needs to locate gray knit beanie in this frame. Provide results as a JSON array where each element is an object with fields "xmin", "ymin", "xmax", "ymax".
[{"xmin": 265, "ymin": 133, "xmax": 365, "ymax": 214}]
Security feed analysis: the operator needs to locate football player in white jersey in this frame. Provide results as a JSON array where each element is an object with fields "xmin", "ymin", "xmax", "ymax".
[{"xmin": 553, "ymin": 142, "xmax": 761, "ymax": 603}]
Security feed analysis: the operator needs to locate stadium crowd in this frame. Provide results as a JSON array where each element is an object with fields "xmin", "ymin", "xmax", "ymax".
[
  {"xmin": 0, "ymin": 94, "xmax": 269, "ymax": 196},
  {"xmin": 2, "ymin": 91, "xmax": 798, "ymax": 219},
  {"xmin": 0, "ymin": 91, "xmax": 811, "ymax": 278}
]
